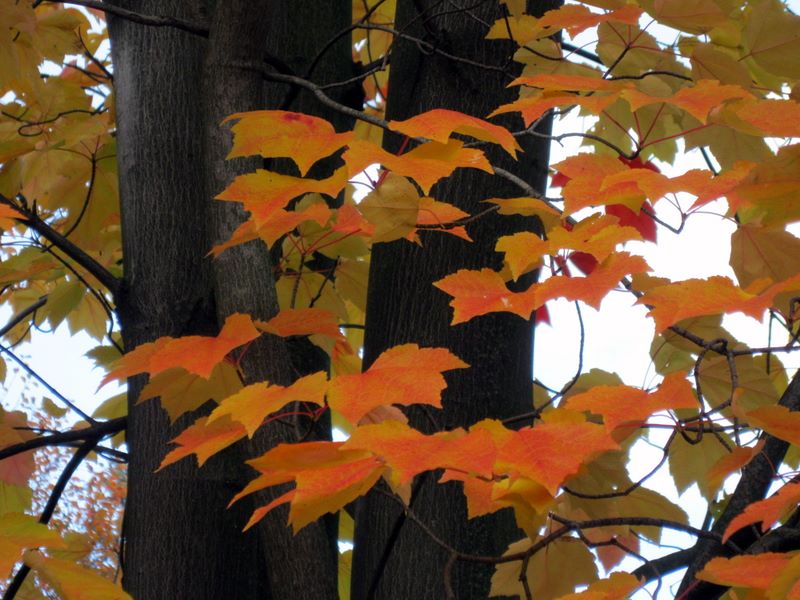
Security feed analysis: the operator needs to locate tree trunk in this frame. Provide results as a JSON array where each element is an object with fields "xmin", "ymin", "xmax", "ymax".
[
  {"xmin": 351, "ymin": 1, "xmax": 556, "ymax": 598},
  {"xmin": 108, "ymin": 3, "xmax": 268, "ymax": 599},
  {"xmin": 110, "ymin": 1, "xmax": 350, "ymax": 597}
]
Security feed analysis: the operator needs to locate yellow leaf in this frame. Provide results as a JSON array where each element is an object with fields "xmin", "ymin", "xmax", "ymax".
[
  {"xmin": 358, "ymin": 173, "xmax": 420, "ymax": 243},
  {"xmin": 23, "ymin": 550, "xmax": 132, "ymax": 600},
  {"xmin": 490, "ymin": 537, "xmax": 598, "ymax": 599}
]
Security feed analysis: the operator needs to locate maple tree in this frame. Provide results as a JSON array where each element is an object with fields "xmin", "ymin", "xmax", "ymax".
[{"xmin": 2, "ymin": 0, "xmax": 800, "ymax": 598}]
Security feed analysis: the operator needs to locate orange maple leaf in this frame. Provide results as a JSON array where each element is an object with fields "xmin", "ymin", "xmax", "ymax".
[
  {"xmin": 342, "ymin": 420, "xmax": 496, "ymax": 486},
  {"xmin": 640, "ymin": 274, "xmax": 800, "ymax": 332},
  {"xmin": 388, "ymin": 108, "xmax": 521, "ymax": 158},
  {"xmin": 159, "ymin": 415, "xmax": 248, "ymax": 469},
  {"xmin": 207, "ymin": 371, "xmax": 328, "ymax": 437},
  {"xmin": 224, "ymin": 110, "xmax": 354, "ymax": 175},
  {"xmin": 724, "ymin": 482, "xmax": 800, "ymax": 543},
  {"xmin": 343, "ymin": 139, "xmax": 492, "ymax": 194},
  {"xmin": 327, "ymin": 344, "xmax": 468, "ymax": 424},
  {"xmin": 103, "ymin": 313, "xmax": 260, "ymax": 383},
  {"xmin": 494, "ymin": 409, "xmax": 619, "ymax": 494}
]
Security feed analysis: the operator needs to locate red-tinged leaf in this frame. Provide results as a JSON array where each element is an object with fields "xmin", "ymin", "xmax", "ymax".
[
  {"xmin": 724, "ymin": 482, "xmax": 800, "ymax": 543},
  {"xmin": 534, "ymin": 304, "xmax": 551, "ymax": 326},
  {"xmin": 343, "ymin": 139, "xmax": 492, "ymax": 194},
  {"xmin": 621, "ymin": 80, "xmax": 752, "ymax": 123},
  {"xmin": 490, "ymin": 92, "xmax": 617, "ymax": 127},
  {"xmin": 23, "ymin": 550, "xmax": 132, "ymax": 600},
  {"xmin": 697, "ymin": 553, "xmax": 790, "ymax": 590},
  {"xmin": 745, "ymin": 405, "xmax": 800, "ymax": 447},
  {"xmin": 388, "ymin": 109, "xmax": 521, "ymax": 158},
  {"xmin": 103, "ymin": 313, "xmax": 260, "ymax": 383},
  {"xmin": 216, "ymin": 167, "xmax": 348, "ymax": 227},
  {"xmin": 551, "ymin": 171, "xmax": 570, "ymax": 188},
  {"xmin": 706, "ymin": 440, "xmax": 765, "ymax": 495},
  {"xmin": 606, "ymin": 203, "xmax": 656, "ymax": 242},
  {"xmin": 569, "ymin": 251, "xmax": 598, "ymax": 275},
  {"xmin": 224, "ymin": 110, "xmax": 354, "ymax": 175},
  {"xmin": 494, "ymin": 409, "xmax": 619, "ymax": 494},
  {"xmin": 257, "ymin": 308, "xmax": 343, "ymax": 341},
  {"xmin": 158, "ymin": 415, "xmax": 247, "ymax": 469},
  {"xmin": 640, "ymin": 274, "xmax": 800, "ymax": 332},
  {"xmin": 207, "ymin": 372, "xmax": 328, "ymax": 437},
  {"xmin": 327, "ymin": 344, "xmax": 468, "ymax": 424},
  {"xmin": 0, "ymin": 410, "xmax": 36, "ymax": 486},
  {"xmin": 566, "ymin": 371, "xmax": 697, "ymax": 436},
  {"xmin": 343, "ymin": 420, "xmax": 496, "ymax": 486},
  {"xmin": 618, "ymin": 156, "xmax": 660, "ymax": 173}
]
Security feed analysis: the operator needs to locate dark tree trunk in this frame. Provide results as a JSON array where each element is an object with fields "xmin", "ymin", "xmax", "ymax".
[
  {"xmin": 108, "ymin": 3, "xmax": 268, "ymax": 599},
  {"xmin": 109, "ymin": 1, "xmax": 350, "ymax": 598},
  {"xmin": 351, "ymin": 1, "xmax": 556, "ymax": 598}
]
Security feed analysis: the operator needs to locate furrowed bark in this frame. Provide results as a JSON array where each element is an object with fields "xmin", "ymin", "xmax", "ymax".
[
  {"xmin": 351, "ymin": 1, "xmax": 557, "ymax": 597},
  {"xmin": 201, "ymin": 1, "xmax": 347, "ymax": 596},
  {"xmin": 108, "ymin": 2, "xmax": 267, "ymax": 598}
]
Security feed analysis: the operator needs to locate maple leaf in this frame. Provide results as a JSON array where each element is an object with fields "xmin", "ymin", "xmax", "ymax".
[
  {"xmin": 0, "ymin": 512, "xmax": 65, "ymax": 574},
  {"xmin": 343, "ymin": 138, "xmax": 492, "ymax": 194},
  {"xmin": 23, "ymin": 550, "xmax": 132, "ymax": 600},
  {"xmin": 435, "ymin": 253, "xmax": 648, "ymax": 324},
  {"xmin": 257, "ymin": 308, "xmax": 344, "ymax": 341},
  {"xmin": 495, "ymin": 409, "xmax": 619, "ymax": 495},
  {"xmin": 358, "ymin": 173, "xmax": 420, "ymax": 243},
  {"xmin": 207, "ymin": 371, "xmax": 327, "ymax": 437},
  {"xmin": 159, "ymin": 415, "xmax": 248, "ymax": 469},
  {"xmin": 342, "ymin": 420, "xmax": 495, "ymax": 488},
  {"xmin": 697, "ymin": 553, "xmax": 792, "ymax": 590},
  {"xmin": 103, "ymin": 313, "xmax": 260, "ymax": 383},
  {"xmin": 565, "ymin": 371, "xmax": 697, "ymax": 437},
  {"xmin": 388, "ymin": 109, "xmax": 521, "ymax": 157},
  {"xmin": 327, "ymin": 344, "xmax": 468, "ymax": 424},
  {"xmin": 640, "ymin": 274, "xmax": 800, "ymax": 332},
  {"xmin": 224, "ymin": 110, "xmax": 354, "ymax": 175},
  {"xmin": 724, "ymin": 482, "xmax": 800, "ymax": 543},
  {"xmin": 236, "ymin": 442, "xmax": 384, "ymax": 532},
  {"xmin": 216, "ymin": 167, "xmax": 348, "ymax": 227},
  {"xmin": 556, "ymin": 572, "xmax": 642, "ymax": 600}
]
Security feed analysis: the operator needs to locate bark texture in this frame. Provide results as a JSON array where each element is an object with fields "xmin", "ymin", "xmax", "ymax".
[
  {"xmin": 108, "ymin": 3, "xmax": 268, "ymax": 599},
  {"xmin": 110, "ymin": 1, "xmax": 350, "ymax": 597},
  {"xmin": 351, "ymin": 1, "xmax": 556, "ymax": 597}
]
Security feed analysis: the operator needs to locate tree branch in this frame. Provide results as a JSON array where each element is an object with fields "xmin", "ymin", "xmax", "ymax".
[
  {"xmin": 0, "ymin": 417, "xmax": 126, "ymax": 462},
  {"xmin": 678, "ymin": 370, "xmax": 800, "ymax": 598},
  {"xmin": 35, "ymin": 0, "xmax": 209, "ymax": 36},
  {"xmin": 0, "ymin": 195, "xmax": 121, "ymax": 298},
  {"xmin": 0, "ymin": 296, "xmax": 47, "ymax": 338},
  {"xmin": 3, "ymin": 441, "xmax": 96, "ymax": 600}
]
